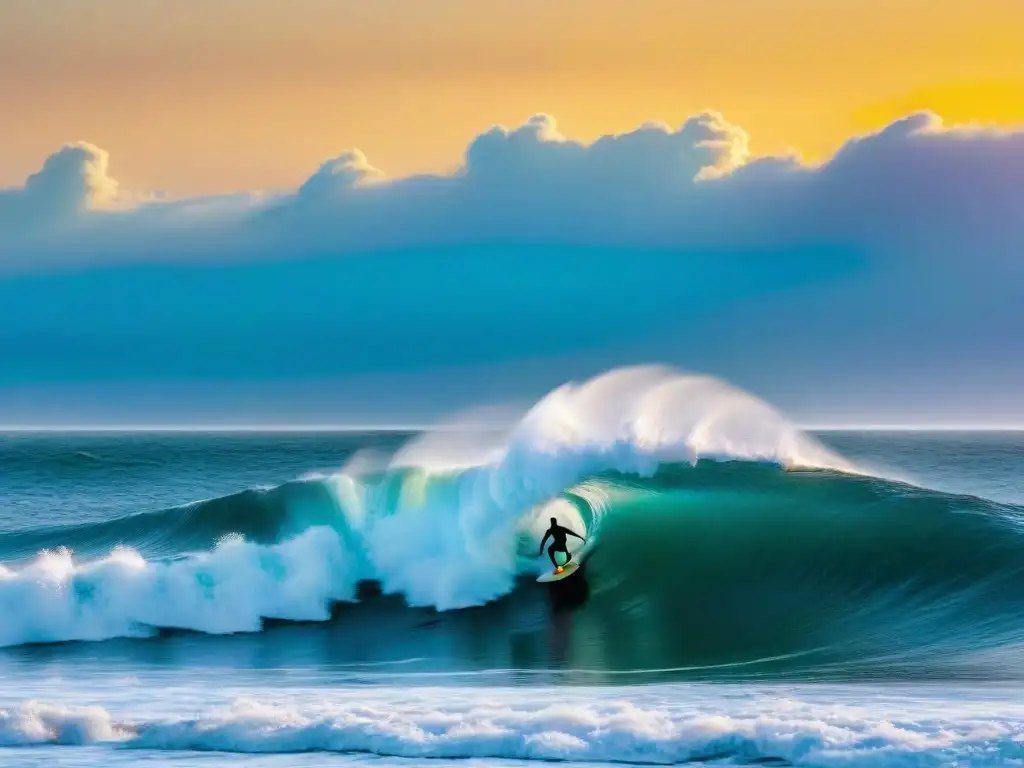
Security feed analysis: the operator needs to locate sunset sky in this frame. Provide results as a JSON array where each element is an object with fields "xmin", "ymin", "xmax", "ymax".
[
  {"xmin": 2, "ymin": 0, "xmax": 1023, "ymax": 426},
  {"xmin": 3, "ymin": 0, "xmax": 1022, "ymax": 195}
]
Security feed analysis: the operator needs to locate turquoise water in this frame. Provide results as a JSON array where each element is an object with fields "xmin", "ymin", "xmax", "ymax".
[{"xmin": 2, "ymin": 427, "xmax": 1024, "ymax": 765}]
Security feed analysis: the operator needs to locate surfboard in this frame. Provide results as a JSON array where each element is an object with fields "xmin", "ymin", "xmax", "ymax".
[{"xmin": 537, "ymin": 560, "xmax": 581, "ymax": 583}]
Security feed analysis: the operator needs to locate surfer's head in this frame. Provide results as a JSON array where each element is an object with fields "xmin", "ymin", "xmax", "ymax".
[{"xmin": 551, "ymin": 517, "xmax": 557, "ymax": 525}]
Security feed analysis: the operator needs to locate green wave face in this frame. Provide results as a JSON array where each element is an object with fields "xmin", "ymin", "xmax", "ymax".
[
  {"xmin": 545, "ymin": 462, "xmax": 1024, "ymax": 679},
  {"xmin": 4, "ymin": 458, "xmax": 1024, "ymax": 681}
]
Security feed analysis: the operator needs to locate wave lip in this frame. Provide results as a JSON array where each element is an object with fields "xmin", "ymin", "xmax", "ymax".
[{"xmin": 4, "ymin": 694, "xmax": 1024, "ymax": 766}]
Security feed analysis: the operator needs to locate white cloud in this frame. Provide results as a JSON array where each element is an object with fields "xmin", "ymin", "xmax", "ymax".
[
  {"xmin": 0, "ymin": 142, "xmax": 119, "ymax": 231},
  {"xmin": 296, "ymin": 149, "xmax": 385, "ymax": 203},
  {"xmin": 2, "ymin": 109, "xmax": 1020, "ymax": 266},
  {"xmin": 0, "ymin": 109, "xmax": 1021, "ymax": 422}
]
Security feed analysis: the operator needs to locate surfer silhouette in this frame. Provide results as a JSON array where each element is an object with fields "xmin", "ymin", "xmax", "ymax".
[{"xmin": 538, "ymin": 517, "xmax": 586, "ymax": 572}]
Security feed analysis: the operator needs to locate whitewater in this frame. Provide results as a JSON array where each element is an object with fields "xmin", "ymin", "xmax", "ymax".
[
  {"xmin": 3, "ymin": 366, "xmax": 1024, "ymax": 766},
  {"xmin": 6, "ymin": 682, "xmax": 1024, "ymax": 766}
]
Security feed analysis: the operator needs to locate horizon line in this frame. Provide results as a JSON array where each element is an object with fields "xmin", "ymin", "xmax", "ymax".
[
  {"xmin": 2, "ymin": 423, "xmax": 1024, "ymax": 433},
  {"xmin": 0, "ymin": 424, "xmax": 491, "ymax": 433}
]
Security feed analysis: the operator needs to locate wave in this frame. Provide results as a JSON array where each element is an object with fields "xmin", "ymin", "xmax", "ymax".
[
  {"xmin": 5, "ymin": 689, "xmax": 1024, "ymax": 765},
  {"xmin": 0, "ymin": 477, "xmax": 342, "ymax": 562},
  {"xmin": 2, "ymin": 366, "xmax": 1024, "ymax": 680}
]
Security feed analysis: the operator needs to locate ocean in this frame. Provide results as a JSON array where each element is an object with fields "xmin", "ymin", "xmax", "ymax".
[{"xmin": 2, "ymin": 370, "xmax": 1024, "ymax": 766}]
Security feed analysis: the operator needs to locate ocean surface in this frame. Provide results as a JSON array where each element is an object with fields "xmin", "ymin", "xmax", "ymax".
[{"xmin": 2, "ymin": 369, "xmax": 1024, "ymax": 766}]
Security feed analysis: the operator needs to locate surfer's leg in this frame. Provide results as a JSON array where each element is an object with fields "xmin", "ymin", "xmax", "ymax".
[{"xmin": 547, "ymin": 544, "xmax": 559, "ymax": 568}]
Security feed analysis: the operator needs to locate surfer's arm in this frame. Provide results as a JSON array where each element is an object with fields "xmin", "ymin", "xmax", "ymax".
[
  {"xmin": 538, "ymin": 530, "xmax": 551, "ymax": 554},
  {"xmin": 562, "ymin": 526, "xmax": 587, "ymax": 542}
]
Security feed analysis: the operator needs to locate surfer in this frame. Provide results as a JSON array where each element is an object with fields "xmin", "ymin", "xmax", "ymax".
[{"xmin": 538, "ymin": 517, "xmax": 587, "ymax": 572}]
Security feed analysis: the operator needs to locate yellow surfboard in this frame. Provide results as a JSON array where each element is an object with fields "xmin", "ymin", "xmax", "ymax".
[{"xmin": 537, "ymin": 560, "xmax": 581, "ymax": 583}]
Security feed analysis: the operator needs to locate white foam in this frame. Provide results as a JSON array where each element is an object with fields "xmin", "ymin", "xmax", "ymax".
[
  {"xmin": 0, "ymin": 528, "xmax": 354, "ymax": 646},
  {"xmin": 3, "ymin": 687, "xmax": 1024, "ymax": 766},
  {"xmin": 0, "ymin": 701, "xmax": 127, "ymax": 746}
]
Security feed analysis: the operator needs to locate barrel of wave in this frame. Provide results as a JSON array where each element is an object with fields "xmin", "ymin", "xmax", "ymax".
[{"xmin": 519, "ymin": 497, "xmax": 589, "ymax": 575}]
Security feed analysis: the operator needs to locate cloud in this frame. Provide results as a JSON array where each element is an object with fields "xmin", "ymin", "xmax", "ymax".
[
  {"xmin": 0, "ymin": 110, "xmax": 765, "ymax": 263},
  {"xmin": 5, "ymin": 109, "xmax": 1020, "ymax": 261},
  {"xmin": 807, "ymin": 113, "xmax": 1024, "ymax": 256},
  {"xmin": 0, "ymin": 109, "xmax": 1021, "ymax": 422},
  {"xmin": 296, "ymin": 148, "xmax": 385, "ymax": 203},
  {"xmin": 0, "ymin": 142, "xmax": 119, "ymax": 233},
  {"xmin": 463, "ymin": 111, "xmax": 748, "ymax": 184}
]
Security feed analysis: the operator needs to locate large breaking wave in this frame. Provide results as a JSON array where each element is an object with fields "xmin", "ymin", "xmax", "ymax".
[{"xmin": 3, "ymin": 366, "xmax": 1024, "ymax": 680}]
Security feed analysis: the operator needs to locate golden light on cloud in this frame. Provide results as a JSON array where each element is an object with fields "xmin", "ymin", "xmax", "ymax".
[
  {"xmin": 853, "ymin": 80, "xmax": 1024, "ymax": 134},
  {"xmin": 1, "ymin": 0, "xmax": 1022, "ymax": 195}
]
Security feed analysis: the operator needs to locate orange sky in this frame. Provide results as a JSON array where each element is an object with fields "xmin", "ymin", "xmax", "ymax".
[{"xmin": 2, "ymin": 0, "xmax": 1022, "ymax": 195}]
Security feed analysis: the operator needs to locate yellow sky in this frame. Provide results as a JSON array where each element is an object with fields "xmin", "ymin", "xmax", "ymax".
[{"xmin": 2, "ymin": 0, "xmax": 1022, "ymax": 195}]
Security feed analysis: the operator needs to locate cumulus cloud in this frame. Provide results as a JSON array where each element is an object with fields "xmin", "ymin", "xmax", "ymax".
[
  {"xmin": 216, "ymin": 110, "xmax": 764, "ymax": 258},
  {"xmin": 464, "ymin": 111, "xmax": 747, "ymax": 184},
  {"xmin": 296, "ymin": 149, "xmax": 385, "ymax": 203},
  {"xmin": 3, "ymin": 109, "xmax": 1020, "ymax": 261},
  {"xmin": 0, "ymin": 142, "xmax": 119, "ymax": 234},
  {"xmin": 0, "ymin": 109, "xmax": 1021, "ymax": 422},
  {"xmin": 807, "ymin": 113, "xmax": 1024, "ymax": 255}
]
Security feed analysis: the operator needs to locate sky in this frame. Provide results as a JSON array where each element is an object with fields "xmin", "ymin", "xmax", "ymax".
[
  {"xmin": 3, "ymin": 0, "xmax": 1023, "ymax": 195},
  {"xmin": 1, "ymin": 0, "xmax": 1022, "ymax": 427}
]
